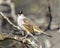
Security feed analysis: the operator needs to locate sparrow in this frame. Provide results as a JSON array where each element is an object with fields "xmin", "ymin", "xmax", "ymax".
[{"xmin": 17, "ymin": 11, "xmax": 52, "ymax": 40}]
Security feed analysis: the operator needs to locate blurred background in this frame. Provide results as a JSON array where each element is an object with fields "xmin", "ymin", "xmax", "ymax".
[{"xmin": 0, "ymin": 0, "xmax": 60, "ymax": 48}]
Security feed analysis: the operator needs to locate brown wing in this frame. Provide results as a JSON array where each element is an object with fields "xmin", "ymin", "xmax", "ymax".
[
  {"xmin": 23, "ymin": 18, "xmax": 34, "ymax": 33},
  {"xmin": 23, "ymin": 18, "xmax": 43, "ymax": 33},
  {"xmin": 32, "ymin": 22, "xmax": 43, "ymax": 32}
]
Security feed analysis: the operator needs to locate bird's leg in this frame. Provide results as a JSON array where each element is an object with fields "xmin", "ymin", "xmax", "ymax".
[{"xmin": 21, "ymin": 33, "xmax": 29, "ymax": 41}]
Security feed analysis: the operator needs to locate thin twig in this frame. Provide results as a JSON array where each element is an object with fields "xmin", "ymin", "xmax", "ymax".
[
  {"xmin": 44, "ymin": 0, "xmax": 52, "ymax": 31},
  {"xmin": 0, "ymin": 12, "xmax": 20, "ymax": 30}
]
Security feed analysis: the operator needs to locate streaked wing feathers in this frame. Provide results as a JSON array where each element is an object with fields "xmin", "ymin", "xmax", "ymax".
[
  {"xmin": 31, "ymin": 21, "xmax": 43, "ymax": 32},
  {"xmin": 23, "ymin": 18, "xmax": 34, "ymax": 33},
  {"xmin": 23, "ymin": 18, "xmax": 43, "ymax": 33}
]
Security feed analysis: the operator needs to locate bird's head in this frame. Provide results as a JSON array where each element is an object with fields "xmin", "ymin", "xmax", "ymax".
[{"xmin": 18, "ymin": 10, "xmax": 23, "ymax": 15}]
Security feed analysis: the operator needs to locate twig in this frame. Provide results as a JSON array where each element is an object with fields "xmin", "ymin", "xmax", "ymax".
[
  {"xmin": 0, "ymin": 32, "xmax": 29, "ymax": 43},
  {"xmin": 0, "ymin": 12, "xmax": 20, "ymax": 30},
  {"xmin": 44, "ymin": 0, "xmax": 52, "ymax": 31}
]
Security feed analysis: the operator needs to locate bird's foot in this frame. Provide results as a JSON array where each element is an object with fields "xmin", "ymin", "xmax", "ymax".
[
  {"xmin": 21, "ymin": 34, "xmax": 28, "ymax": 43},
  {"xmin": 21, "ymin": 34, "xmax": 28, "ymax": 40}
]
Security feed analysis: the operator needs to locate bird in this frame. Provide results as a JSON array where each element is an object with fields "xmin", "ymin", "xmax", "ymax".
[{"xmin": 17, "ymin": 10, "xmax": 52, "ymax": 40}]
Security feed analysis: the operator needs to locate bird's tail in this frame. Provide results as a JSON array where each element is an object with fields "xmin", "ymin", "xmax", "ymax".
[
  {"xmin": 34, "ymin": 29, "xmax": 52, "ymax": 37},
  {"xmin": 36, "ymin": 31, "xmax": 52, "ymax": 37},
  {"xmin": 41, "ymin": 32, "xmax": 52, "ymax": 37}
]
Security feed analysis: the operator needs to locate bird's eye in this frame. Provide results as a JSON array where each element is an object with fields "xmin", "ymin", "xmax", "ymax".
[{"xmin": 20, "ymin": 11, "xmax": 23, "ymax": 14}]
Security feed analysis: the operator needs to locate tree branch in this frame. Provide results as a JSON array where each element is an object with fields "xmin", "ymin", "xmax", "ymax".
[{"xmin": 0, "ymin": 12, "xmax": 20, "ymax": 30}]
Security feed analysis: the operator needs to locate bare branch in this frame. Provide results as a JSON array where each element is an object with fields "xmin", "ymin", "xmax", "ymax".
[
  {"xmin": 0, "ymin": 12, "xmax": 20, "ymax": 30},
  {"xmin": 44, "ymin": 0, "xmax": 52, "ymax": 31}
]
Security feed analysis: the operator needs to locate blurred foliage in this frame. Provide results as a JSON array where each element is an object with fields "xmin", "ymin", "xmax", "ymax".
[
  {"xmin": 12, "ymin": 0, "xmax": 19, "ymax": 7},
  {"xmin": 30, "ymin": 4, "xmax": 40, "ymax": 13},
  {"xmin": 12, "ymin": 0, "xmax": 41, "ymax": 15},
  {"xmin": 0, "ymin": 39, "xmax": 15, "ymax": 46}
]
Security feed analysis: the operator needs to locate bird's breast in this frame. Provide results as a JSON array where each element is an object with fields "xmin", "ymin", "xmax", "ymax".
[{"xmin": 17, "ymin": 17, "xmax": 25, "ymax": 28}]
